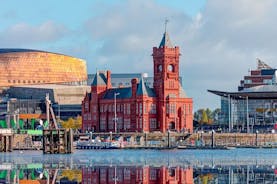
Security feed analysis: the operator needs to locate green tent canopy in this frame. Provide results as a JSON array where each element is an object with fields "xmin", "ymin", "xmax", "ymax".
[
  {"xmin": 31, "ymin": 169, "xmax": 36, "ymax": 180},
  {"xmin": 10, "ymin": 170, "xmax": 16, "ymax": 180},
  {"xmin": 19, "ymin": 169, "xmax": 24, "ymax": 179},
  {"xmin": 10, "ymin": 120, "xmax": 16, "ymax": 129},
  {"xmin": 0, "ymin": 170, "xmax": 7, "ymax": 179},
  {"xmin": 0, "ymin": 120, "xmax": 7, "ymax": 128},
  {"xmin": 31, "ymin": 119, "xmax": 35, "ymax": 129},
  {"xmin": 19, "ymin": 119, "xmax": 24, "ymax": 129}
]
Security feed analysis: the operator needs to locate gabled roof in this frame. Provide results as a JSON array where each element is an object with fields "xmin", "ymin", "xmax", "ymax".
[
  {"xmin": 91, "ymin": 71, "xmax": 107, "ymax": 86},
  {"xmin": 102, "ymin": 78, "xmax": 156, "ymax": 99},
  {"xmin": 136, "ymin": 77, "xmax": 156, "ymax": 97},
  {"xmin": 103, "ymin": 87, "xmax": 132, "ymax": 99},
  {"xmin": 159, "ymin": 32, "xmax": 173, "ymax": 48}
]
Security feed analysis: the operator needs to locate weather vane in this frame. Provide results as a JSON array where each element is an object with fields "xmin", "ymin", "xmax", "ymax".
[{"xmin": 165, "ymin": 18, "xmax": 169, "ymax": 32}]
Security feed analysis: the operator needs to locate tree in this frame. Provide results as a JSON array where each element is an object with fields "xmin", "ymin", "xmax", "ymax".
[
  {"xmin": 212, "ymin": 108, "xmax": 221, "ymax": 124},
  {"xmin": 58, "ymin": 170, "xmax": 82, "ymax": 182},
  {"xmin": 194, "ymin": 109, "xmax": 205, "ymax": 122},
  {"xmin": 194, "ymin": 108, "xmax": 221, "ymax": 125},
  {"xmin": 60, "ymin": 116, "xmax": 82, "ymax": 129},
  {"xmin": 206, "ymin": 108, "xmax": 212, "ymax": 119},
  {"xmin": 201, "ymin": 110, "xmax": 209, "ymax": 124}
]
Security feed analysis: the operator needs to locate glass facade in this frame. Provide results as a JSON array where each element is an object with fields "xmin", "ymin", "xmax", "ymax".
[{"xmin": 221, "ymin": 96, "xmax": 277, "ymax": 132}]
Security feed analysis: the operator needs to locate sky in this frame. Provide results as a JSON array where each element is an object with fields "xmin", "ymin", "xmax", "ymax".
[{"xmin": 1, "ymin": 0, "xmax": 277, "ymax": 111}]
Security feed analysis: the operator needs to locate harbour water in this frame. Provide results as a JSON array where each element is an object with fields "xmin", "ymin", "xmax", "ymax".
[{"xmin": 0, "ymin": 148, "xmax": 277, "ymax": 183}]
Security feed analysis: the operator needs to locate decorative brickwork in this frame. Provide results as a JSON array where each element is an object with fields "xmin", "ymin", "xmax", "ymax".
[{"xmin": 82, "ymin": 31, "xmax": 193, "ymax": 133}]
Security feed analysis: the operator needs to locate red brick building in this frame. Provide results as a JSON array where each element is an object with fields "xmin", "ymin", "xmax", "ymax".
[{"xmin": 82, "ymin": 31, "xmax": 193, "ymax": 133}]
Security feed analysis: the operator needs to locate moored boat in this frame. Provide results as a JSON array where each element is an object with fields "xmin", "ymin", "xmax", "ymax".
[{"xmin": 76, "ymin": 136, "xmax": 120, "ymax": 149}]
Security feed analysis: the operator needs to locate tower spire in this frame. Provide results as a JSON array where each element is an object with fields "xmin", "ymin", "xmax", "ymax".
[
  {"xmin": 159, "ymin": 19, "xmax": 173, "ymax": 48},
  {"xmin": 164, "ymin": 18, "xmax": 169, "ymax": 33}
]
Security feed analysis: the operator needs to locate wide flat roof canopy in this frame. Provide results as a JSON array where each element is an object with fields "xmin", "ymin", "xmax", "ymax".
[{"xmin": 208, "ymin": 89, "xmax": 277, "ymax": 99}]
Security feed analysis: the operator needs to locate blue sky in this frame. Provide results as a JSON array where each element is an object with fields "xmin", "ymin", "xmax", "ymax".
[{"xmin": 1, "ymin": 0, "xmax": 277, "ymax": 111}]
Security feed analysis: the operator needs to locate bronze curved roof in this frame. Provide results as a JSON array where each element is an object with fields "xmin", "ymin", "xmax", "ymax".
[{"xmin": 0, "ymin": 48, "xmax": 76, "ymax": 58}]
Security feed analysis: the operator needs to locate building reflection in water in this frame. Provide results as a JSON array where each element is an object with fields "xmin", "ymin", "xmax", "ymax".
[
  {"xmin": 82, "ymin": 166, "xmax": 193, "ymax": 184},
  {"xmin": 0, "ymin": 149, "xmax": 277, "ymax": 183},
  {"xmin": 0, "ymin": 164, "xmax": 276, "ymax": 183},
  {"xmin": 194, "ymin": 166, "xmax": 277, "ymax": 184}
]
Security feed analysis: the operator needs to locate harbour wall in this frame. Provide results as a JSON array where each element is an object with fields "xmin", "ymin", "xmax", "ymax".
[{"xmin": 183, "ymin": 133, "xmax": 277, "ymax": 147}]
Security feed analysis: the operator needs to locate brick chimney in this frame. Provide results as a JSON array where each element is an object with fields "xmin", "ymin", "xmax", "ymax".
[
  {"xmin": 106, "ymin": 70, "xmax": 112, "ymax": 89},
  {"xmin": 131, "ymin": 78, "xmax": 138, "ymax": 98}
]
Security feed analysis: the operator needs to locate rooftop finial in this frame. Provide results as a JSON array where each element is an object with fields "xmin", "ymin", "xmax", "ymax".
[
  {"xmin": 164, "ymin": 18, "xmax": 169, "ymax": 33},
  {"xmin": 256, "ymin": 58, "xmax": 272, "ymax": 70},
  {"xmin": 159, "ymin": 18, "xmax": 173, "ymax": 48}
]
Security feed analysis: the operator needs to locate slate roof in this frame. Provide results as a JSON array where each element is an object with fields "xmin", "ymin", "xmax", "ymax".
[
  {"xmin": 103, "ymin": 87, "xmax": 132, "ymax": 99},
  {"xmin": 102, "ymin": 77, "xmax": 156, "ymax": 99},
  {"xmin": 159, "ymin": 32, "xmax": 173, "ymax": 48},
  {"xmin": 136, "ymin": 77, "xmax": 156, "ymax": 97},
  {"xmin": 136, "ymin": 77, "xmax": 147, "ymax": 95},
  {"xmin": 91, "ymin": 71, "xmax": 107, "ymax": 86}
]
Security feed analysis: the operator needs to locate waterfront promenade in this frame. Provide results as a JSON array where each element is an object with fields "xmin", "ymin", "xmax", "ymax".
[
  {"xmin": 74, "ymin": 131, "xmax": 277, "ymax": 149},
  {"xmin": 1, "ymin": 131, "xmax": 276, "ymax": 151}
]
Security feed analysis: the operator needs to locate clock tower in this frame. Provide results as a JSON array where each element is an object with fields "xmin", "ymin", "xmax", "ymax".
[
  {"xmin": 153, "ymin": 29, "xmax": 183, "ymax": 132},
  {"xmin": 153, "ymin": 31, "xmax": 180, "ymax": 99}
]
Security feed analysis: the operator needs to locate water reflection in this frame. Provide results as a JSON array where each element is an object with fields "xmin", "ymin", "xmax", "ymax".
[
  {"xmin": 0, "ymin": 149, "xmax": 276, "ymax": 183},
  {"xmin": 82, "ymin": 166, "xmax": 193, "ymax": 184}
]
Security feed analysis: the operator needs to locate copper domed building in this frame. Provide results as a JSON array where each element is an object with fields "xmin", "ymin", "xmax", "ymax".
[{"xmin": 0, "ymin": 49, "xmax": 87, "ymax": 87}]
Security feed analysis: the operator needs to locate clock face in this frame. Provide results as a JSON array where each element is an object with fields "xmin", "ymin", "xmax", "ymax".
[
  {"xmin": 167, "ymin": 64, "xmax": 173, "ymax": 72},
  {"xmin": 158, "ymin": 65, "xmax": 162, "ymax": 72}
]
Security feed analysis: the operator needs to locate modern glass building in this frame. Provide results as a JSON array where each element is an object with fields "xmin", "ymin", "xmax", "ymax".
[
  {"xmin": 209, "ymin": 85, "xmax": 277, "ymax": 133},
  {"xmin": 209, "ymin": 61, "xmax": 277, "ymax": 133}
]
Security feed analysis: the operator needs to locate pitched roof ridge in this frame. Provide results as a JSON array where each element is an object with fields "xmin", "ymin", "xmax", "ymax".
[
  {"xmin": 136, "ymin": 77, "xmax": 148, "ymax": 96},
  {"xmin": 91, "ymin": 71, "xmax": 107, "ymax": 86}
]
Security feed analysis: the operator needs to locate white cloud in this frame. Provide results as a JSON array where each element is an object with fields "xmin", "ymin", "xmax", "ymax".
[
  {"xmin": 84, "ymin": 0, "xmax": 190, "ymax": 73},
  {"xmin": 0, "ymin": 21, "xmax": 68, "ymax": 47},
  {"xmin": 83, "ymin": 0, "xmax": 277, "ymax": 111},
  {"xmin": 183, "ymin": 0, "xmax": 277, "ymax": 110},
  {"xmin": 2, "ymin": 0, "xmax": 276, "ymax": 111}
]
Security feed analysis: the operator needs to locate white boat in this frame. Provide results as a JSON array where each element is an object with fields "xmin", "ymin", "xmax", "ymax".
[
  {"xmin": 225, "ymin": 146, "xmax": 236, "ymax": 150},
  {"xmin": 76, "ymin": 136, "xmax": 120, "ymax": 149}
]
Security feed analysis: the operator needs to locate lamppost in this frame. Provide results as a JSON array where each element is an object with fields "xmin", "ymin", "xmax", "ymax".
[
  {"xmin": 255, "ymin": 130, "xmax": 259, "ymax": 147},
  {"xmin": 112, "ymin": 166, "xmax": 118, "ymax": 184},
  {"xmin": 114, "ymin": 92, "xmax": 120, "ymax": 133},
  {"xmin": 167, "ymin": 129, "xmax": 170, "ymax": 148},
  {"xmin": 246, "ymin": 96, "xmax": 249, "ymax": 133},
  {"xmin": 228, "ymin": 94, "xmax": 231, "ymax": 132}
]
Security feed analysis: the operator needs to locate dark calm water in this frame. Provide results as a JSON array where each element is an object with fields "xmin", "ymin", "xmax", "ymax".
[{"xmin": 0, "ymin": 149, "xmax": 277, "ymax": 183}]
